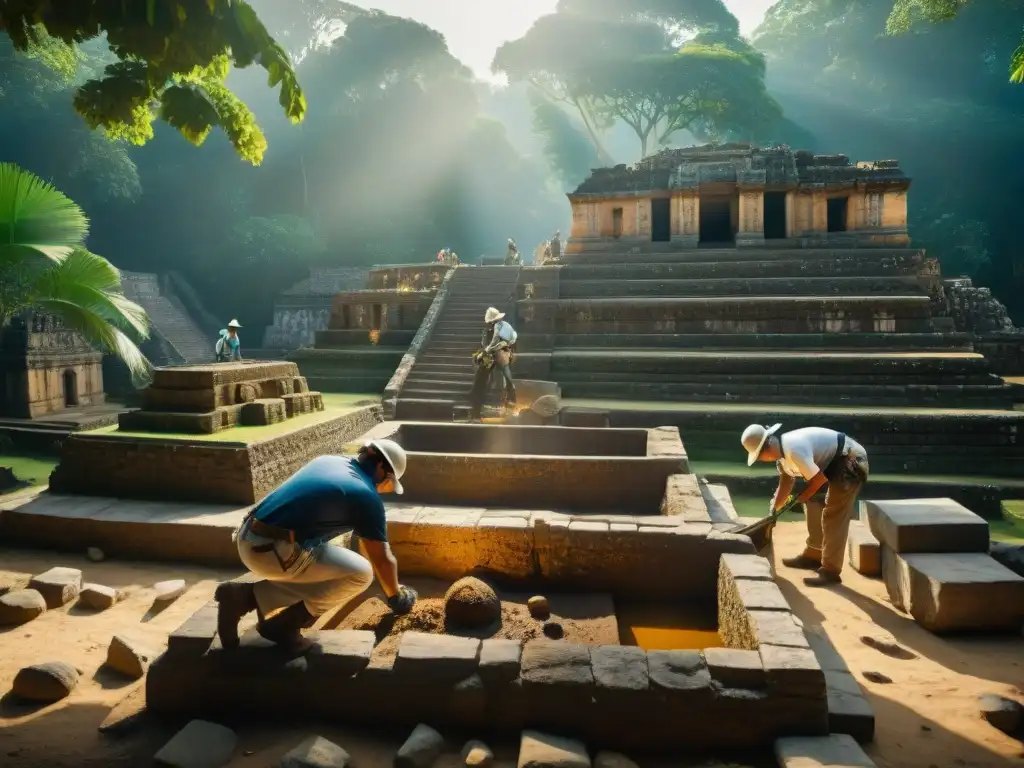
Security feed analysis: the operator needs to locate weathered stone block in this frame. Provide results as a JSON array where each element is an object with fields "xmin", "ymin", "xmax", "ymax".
[
  {"xmin": 703, "ymin": 647, "xmax": 765, "ymax": 689},
  {"xmin": 154, "ymin": 719, "xmax": 238, "ymax": 768},
  {"xmin": 396, "ymin": 724, "xmax": 444, "ymax": 768},
  {"xmin": 167, "ymin": 601, "xmax": 218, "ymax": 656},
  {"xmin": 520, "ymin": 641, "xmax": 593, "ymax": 689},
  {"xmin": 29, "ymin": 566, "xmax": 82, "ymax": 608},
  {"xmin": 80, "ymin": 583, "xmax": 122, "ymax": 611},
  {"xmin": 0, "ymin": 588, "xmax": 46, "ymax": 625},
  {"xmin": 847, "ymin": 521, "xmax": 881, "ymax": 577},
  {"xmin": 720, "ymin": 552, "xmax": 773, "ymax": 581},
  {"xmin": 864, "ymin": 498, "xmax": 989, "ymax": 554},
  {"xmin": 882, "ymin": 547, "xmax": 1024, "ymax": 632},
  {"xmin": 518, "ymin": 730, "xmax": 590, "ymax": 768},
  {"xmin": 760, "ymin": 644, "xmax": 826, "ymax": 699},
  {"xmin": 394, "ymin": 632, "xmax": 480, "ymax": 680},
  {"xmin": 106, "ymin": 635, "xmax": 158, "ymax": 679},
  {"xmin": 825, "ymin": 670, "xmax": 875, "ymax": 743},
  {"xmin": 735, "ymin": 579, "xmax": 791, "ymax": 612},
  {"xmin": 647, "ymin": 650, "xmax": 712, "ymax": 701},
  {"xmin": 239, "ymin": 398, "xmax": 287, "ymax": 426},
  {"xmin": 660, "ymin": 474, "xmax": 710, "ymax": 523},
  {"xmin": 590, "ymin": 645, "xmax": 648, "ymax": 692},
  {"xmin": 309, "ymin": 630, "xmax": 374, "ymax": 676},
  {"xmin": 479, "ymin": 639, "xmax": 522, "ymax": 685},
  {"xmin": 775, "ymin": 734, "xmax": 876, "ymax": 768},
  {"xmin": 280, "ymin": 735, "xmax": 350, "ymax": 768}
]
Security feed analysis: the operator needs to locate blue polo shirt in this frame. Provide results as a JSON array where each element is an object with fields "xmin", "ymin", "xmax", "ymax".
[{"xmin": 253, "ymin": 456, "xmax": 388, "ymax": 545}]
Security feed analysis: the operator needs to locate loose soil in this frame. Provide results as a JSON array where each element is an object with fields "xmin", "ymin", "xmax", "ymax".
[
  {"xmin": 334, "ymin": 579, "xmax": 618, "ymax": 667},
  {"xmin": 1, "ymin": 527, "xmax": 1022, "ymax": 767}
]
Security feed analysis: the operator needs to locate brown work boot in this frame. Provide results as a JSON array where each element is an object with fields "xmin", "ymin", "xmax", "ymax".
[
  {"xmin": 782, "ymin": 554, "xmax": 821, "ymax": 571},
  {"xmin": 804, "ymin": 567, "xmax": 843, "ymax": 587},
  {"xmin": 214, "ymin": 581, "xmax": 258, "ymax": 650},
  {"xmin": 257, "ymin": 601, "xmax": 317, "ymax": 657}
]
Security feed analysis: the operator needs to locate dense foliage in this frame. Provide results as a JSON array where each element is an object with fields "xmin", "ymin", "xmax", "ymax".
[{"xmin": 0, "ymin": 0, "xmax": 305, "ymax": 164}]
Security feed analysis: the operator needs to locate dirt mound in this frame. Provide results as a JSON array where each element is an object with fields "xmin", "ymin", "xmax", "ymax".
[{"xmin": 443, "ymin": 577, "xmax": 500, "ymax": 629}]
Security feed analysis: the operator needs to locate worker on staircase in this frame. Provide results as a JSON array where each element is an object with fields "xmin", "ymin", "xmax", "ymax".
[
  {"xmin": 468, "ymin": 307, "xmax": 518, "ymax": 420},
  {"xmin": 215, "ymin": 319, "xmax": 243, "ymax": 362}
]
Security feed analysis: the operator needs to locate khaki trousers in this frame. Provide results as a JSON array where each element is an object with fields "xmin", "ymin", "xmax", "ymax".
[{"xmin": 801, "ymin": 478, "xmax": 863, "ymax": 574}]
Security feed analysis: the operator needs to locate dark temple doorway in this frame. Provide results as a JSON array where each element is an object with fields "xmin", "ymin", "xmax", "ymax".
[
  {"xmin": 62, "ymin": 369, "xmax": 78, "ymax": 408},
  {"xmin": 827, "ymin": 196, "xmax": 849, "ymax": 233},
  {"xmin": 699, "ymin": 195, "xmax": 734, "ymax": 243},
  {"xmin": 651, "ymin": 198, "xmax": 671, "ymax": 242},
  {"xmin": 764, "ymin": 192, "xmax": 787, "ymax": 240}
]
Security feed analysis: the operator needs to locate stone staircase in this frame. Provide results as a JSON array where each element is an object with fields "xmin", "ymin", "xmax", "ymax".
[
  {"xmin": 121, "ymin": 272, "xmax": 211, "ymax": 364},
  {"xmin": 394, "ymin": 266, "xmax": 521, "ymax": 419}
]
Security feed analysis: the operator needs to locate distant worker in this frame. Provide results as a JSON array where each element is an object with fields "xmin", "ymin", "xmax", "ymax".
[
  {"xmin": 549, "ymin": 230, "xmax": 562, "ymax": 261},
  {"xmin": 483, "ymin": 306, "xmax": 517, "ymax": 410},
  {"xmin": 741, "ymin": 423, "xmax": 869, "ymax": 586},
  {"xmin": 215, "ymin": 441, "xmax": 418, "ymax": 655},
  {"xmin": 505, "ymin": 238, "xmax": 521, "ymax": 265},
  {"xmin": 215, "ymin": 319, "xmax": 243, "ymax": 362}
]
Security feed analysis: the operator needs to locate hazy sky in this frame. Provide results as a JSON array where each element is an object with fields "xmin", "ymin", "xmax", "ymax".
[{"xmin": 356, "ymin": 1, "xmax": 776, "ymax": 80}]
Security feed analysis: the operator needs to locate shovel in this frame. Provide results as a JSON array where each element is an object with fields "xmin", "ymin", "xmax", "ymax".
[{"xmin": 729, "ymin": 496, "xmax": 801, "ymax": 554}]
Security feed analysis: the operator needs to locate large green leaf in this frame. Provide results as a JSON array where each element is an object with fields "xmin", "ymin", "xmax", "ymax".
[{"xmin": 0, "ymin": 162, "xmax": 89, "ymax": 263}]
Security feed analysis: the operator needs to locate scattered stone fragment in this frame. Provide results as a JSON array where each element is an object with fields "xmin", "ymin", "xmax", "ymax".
[
  {"xmin": 518, "ymin": 730, "xmax": 590, "ymax": 768},
  {"xmin": 153, "ymin": 579, "xmax": 187, "ymax": 603},
  {"xmin": 542, "ymin": 621, "xmax": 564, "ymax": 640},
  {"xmin": 0, "ymin": 588, "xmax": 46, "ymax": 625},
  {"xmin": 862, "ymin": 671, "xmax": 892, "ymax": 684},
  {"xmin": 979, "ymin": 693, "xmax": 1023, "ymax": 736},
  {"xmin": 86, "ymin": 547, "xmax": 105, "ymax": 562},
  {"xmin": 98, "ymin": 680, "xmax": 147, "ymax": 735},
  {"xmin": 280, "ymin": 735, "xmax": 351, "ymax": 768},
  {"xmin": 105, "ymin": 635, "xmax": 158, "ymax": 679},
  {"xmin": 528, "ymin": 596, "xmax": 550, "ymax": 620},
  {"xmin": 154, "ymin": 719, "xmax": 238, "ymax": 768},
  {"xmin": 594, "ymin": 752, "xmax": 638, "ymax": 768},
  {"xmin": 29, "ymin": 566, "xmax": 82, "ymax": 609},
  {"xmin": 80, "ymin": 583, "xmax": 123, "ymax": 611},
  {"xmin": 444, "ymin": 577, "xmax": 500, "ymax": 629},
  {"xmin": 990, "ymin": 541, "xmax": 1024, "ymax": 578},
  {"xmin": 12, "ymin": 661, "xmax": 80, "ymax": 703},
  {"xmin": 394, "ymin": 724, "xmax": 444, "ymax": 768},
  {"xmin": 462, "ymin": 740, "xmax": 493, "ymax": 768},
  {"xmin": 0, "ymin": 572, "xmax": 29, "ymax": 597},
  {"xmin": 859, "ymin": 635, "xmax": 916, "ymax": 660}
]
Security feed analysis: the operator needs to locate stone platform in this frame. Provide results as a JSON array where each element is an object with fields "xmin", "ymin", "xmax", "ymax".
[
  {"xmin": 48, "ymin": 405, "xmax": 382, "ymax": 505},
  {"xmin": 145, "ymin": 552, "xmax": 830, "ymax": 754}
]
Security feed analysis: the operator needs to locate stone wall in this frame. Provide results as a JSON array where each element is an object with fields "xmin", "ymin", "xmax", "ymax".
[
  {"xmin": 938, "ymin": 278, "xmax": 1017, "ymax": 335},
  {"xmin": 262, "ymin": 267, "xmax": 367, "ymax": 349},
  {"xmin": 48, "ymin": 405, "xmax": 382, "ymax": 505},
  {"xmin": 147, "ymin": 551, "xmax": 828, "ymax": 753}
]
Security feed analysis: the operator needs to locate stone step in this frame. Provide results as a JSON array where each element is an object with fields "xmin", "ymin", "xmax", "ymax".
[
  {"xmin": 559, "ymin": 276, "xmax": 929, "ymax": 299},
  {"xmin": 562, "ymin": 247, "xmax": 921, "ymax": 265},
  {"xmin": 520, "ymin": 332, "xmax": 974, "ymax": 352},
  {"xmin": 863, "ymin": 498, "xmax": 990, "ymax": 554},
  {"xmin": 775, "ymin": 734, "xmax": 877, "ymax": 768}
]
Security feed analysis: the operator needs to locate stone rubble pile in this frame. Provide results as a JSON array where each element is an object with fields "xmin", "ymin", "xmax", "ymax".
[{"xmin": 938, "ymin": 278, "xmax": 1017, "ymax": 334}]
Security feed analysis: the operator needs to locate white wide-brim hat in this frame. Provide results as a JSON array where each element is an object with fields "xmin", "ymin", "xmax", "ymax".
[
  {"xmin": 741, "ymin": 423, "xmax": 782, "ymax": 466},
  {"xmin": 367, "ymin": 438, "xmax": 406, "ymax": 495},
  {"xmin": 484, "ymin": 307, "xmax": 505, "ymax": 323},
  {"xmin": 227, "ymin": 319, "xmax": 242, "ymax": 328}
]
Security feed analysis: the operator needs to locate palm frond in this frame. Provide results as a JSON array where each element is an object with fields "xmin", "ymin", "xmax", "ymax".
[{"xmin": 0, "ymin": 163, "xmax": 89, "ymax": 264}]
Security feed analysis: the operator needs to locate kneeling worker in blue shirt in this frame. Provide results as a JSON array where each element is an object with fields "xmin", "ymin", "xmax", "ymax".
[{"xmin": 215, "ymin": 439, "xmax": 418, "ymax": 654}]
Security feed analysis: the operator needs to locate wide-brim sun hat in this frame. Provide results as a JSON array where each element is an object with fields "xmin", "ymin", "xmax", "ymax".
[
  {"xmin": 227, "ymin": 319, "xmax": 242, "ymax": 328},
  {"xmin": 741, "ymin": 423, "xmax": 782, "ymax": 466},
  {"xmin": 367, "ymin": 438, "xmax": 406, "ymax": 495},
  {"xmin": 484, "ymin": 307, "xmax": 505, "ymax": 323}
]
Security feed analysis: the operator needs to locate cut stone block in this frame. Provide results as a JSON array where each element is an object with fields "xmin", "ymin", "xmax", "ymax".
[
  {"xmin": 864, "ymin": 499, "xmax": 988, "ymax": 554},
  {"xmin": 760, "ymin": 644, "xmax": 826, "ymax": 699},
  {"xmin": 520, "ymin": 641, "xmax": 593, "ymax": 688},
  {"xmin": 29, "ymin": 566, "xmax": 82, "ymax": 609},
  {"xmin": 775, "ymin": 734, "xmax": 876, "ymax": 767},
  {"xmin": 394, "ymin": 632, "xmax": 480, "ymax": 680},
  {"xmin": 309, "ymin": 630, "xmax": 374, "ymax": 676},
  {"xmin": 153, "ymin": 579, "xmax": 187, "ymax": 603},
  {"xmin": 154, "ymin": 719, "xmax": 238, "ymax": 767},
  {"xmin": 647, "ymin": 650, "xmax": 712, "ymax": 700},
  {"xmin": 80, "ymin": 583, "xmax": 123, "ymax": 611},
  {"xmin": 12, "ymin": 661, "xmax": 80, "ymax": 703},
  {"xmin": 590, "ymin": 645, "xmax": 648, "ymax": 692},
  {"xmin": 703, "ymin": 647, "xmax": 765, "ymax": 688},
  {"xmin": 882, "ymin": 548, "xmax": 1024, "ymax": 632},
  {"xmin": 168, "ymin": 601, "xmax": 218, "ymax": 656},
  {"xmin": 847, "ymin": 522, "xmax": 881, "ymax": 577},
  {"xmin": 395, "ymin": 724, "xmax": 444, "ymax": 768},
  {"xmin": 518, "ymin": 730, "xmax": 590, "ymax": 768},
  {"xmin": 478, "ymin": 638, "xmax": 521, "ymax": 685},
  {"xmin": 106, "ymin": 635, "xmax": 158, "ymax": 679},
  {"xmin": 280, "ymin": 735, "xmax": 351, "ymax": 768},
  {"xmin": 805, "ymin": 630, "xmax": 874, "ymax": 743}
]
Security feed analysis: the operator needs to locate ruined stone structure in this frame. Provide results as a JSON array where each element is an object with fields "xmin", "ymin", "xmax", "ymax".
[
  {"xmin": 567, "ymin": 144, "xmax": 909, "ymax": 251},
  {"xmin": 289, "ymin": 264, "xmax": 450, "ymax": 393},
  {"xmin": 262, "ymin": 267, "xmax": 367, "ymax": 350},
  {"xmin": 119, "ymin": 361, "xmax": 323, "ymax": 434},
  {"xmin": 0, "ymin": 313, "xmax": 105, "ymax": 419}
]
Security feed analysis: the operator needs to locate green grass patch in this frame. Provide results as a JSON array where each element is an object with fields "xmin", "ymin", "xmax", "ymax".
[
  {"xmin": 1, "ymin": 453, "xmax": 58, "ymax": 491},
  {"xmin": 85, "ymin": 393, "xmax": 380, "ymax": 444}
]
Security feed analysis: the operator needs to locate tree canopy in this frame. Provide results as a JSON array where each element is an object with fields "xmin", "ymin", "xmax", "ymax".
[{"xmin": 0, "ymin": 0, "xmax": 306, "ymax": 164}]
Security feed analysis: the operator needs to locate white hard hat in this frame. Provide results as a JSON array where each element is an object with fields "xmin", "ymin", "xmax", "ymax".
[
  {"xmin": 484, "ymin": 307, "xmax": 505, "ymax": 323},
  {"xmin": 741, "ymin": 423, "xmax": 782, "ymax": 466},
  {"xmin": 366, "ymin": 438, "xmax": 406, "ymax": 495},
  {"xmin": 227, "ymin": 319, "xmax": 242, "ymax": 328}
]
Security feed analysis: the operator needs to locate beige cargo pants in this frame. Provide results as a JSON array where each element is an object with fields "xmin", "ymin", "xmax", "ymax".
[{"xmin": 801, "ymin": 474, "xmax": 864, "ymax": 574}]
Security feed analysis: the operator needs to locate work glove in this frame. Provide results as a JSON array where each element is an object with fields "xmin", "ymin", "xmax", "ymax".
[{"xmin": 387, "ymin": 585, "xmax": 418, "ymax": 615}]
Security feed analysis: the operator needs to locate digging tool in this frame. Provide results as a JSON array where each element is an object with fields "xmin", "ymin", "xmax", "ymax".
[{"xmin": 729, "ymin": 495, "xmax": 801, "ymax": 554}]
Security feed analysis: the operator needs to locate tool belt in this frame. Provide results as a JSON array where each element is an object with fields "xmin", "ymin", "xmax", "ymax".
[{"xmin": 823, "ymin": 433, "xmax": 868, "ymax": 485}]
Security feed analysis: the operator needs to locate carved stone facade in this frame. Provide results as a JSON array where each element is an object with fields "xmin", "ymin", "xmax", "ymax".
[
  {"xmin": 0, "ymin": 313, "xmax": 105, "ymax": 418},
  {"xmin": 567, "ymin": 143, "xmax": 911, "ymax": 252}
]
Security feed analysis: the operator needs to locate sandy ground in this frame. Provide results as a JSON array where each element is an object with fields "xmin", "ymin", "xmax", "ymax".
[{"xmin": 0, "ymin": 527, "xmax": 1022, "ymax": 767}]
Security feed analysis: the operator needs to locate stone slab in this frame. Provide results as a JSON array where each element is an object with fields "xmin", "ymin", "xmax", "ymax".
[
  {"xmin": 775, "ymin": 734, "xmax": 876, "ymax": 767},
  {"xmin": 520, "ymin": 641, "xmax": 593, "ymax": 688},
  {"xmin": 154, "ymin": 719, "xmax": 238, "ymax": 767},
  {"xmin": 590, "ymin": 645, "xmax": 649, "ymax": 692},
  {"xmin": 394, "ymin": 632, "xmax": 480, "ymax": 680},
  {"xmin": 703, "ymin": 647, "xmax": 765, "ymax": 689},
  {"xmin": 882, "ymin": 548, "xmax": 1024, "ymax": 632},
  {"xmin": 28, "ymin": 566, "xmax": 82, "ymax": 609},
  {"xmin": 847, "ymin": 521, "xmax": 880, "ymax": 578},
  {"xmin": 864, "ymin": 499, "xmax": 989, "ymax": 554},
  {"xmin": 478, "ymin": 639, "xmax": 522, "ymax": 685},
  {"xmin": 804, "ymin": 630, "xmax": 875, "ymax": 742},
  {"xmin": 760, "ymin": 644, "xmax": 826, "ymax": 699},
  {"xmin": 309, "ymin": 630, "xmax": 374, "ymax": 676}
]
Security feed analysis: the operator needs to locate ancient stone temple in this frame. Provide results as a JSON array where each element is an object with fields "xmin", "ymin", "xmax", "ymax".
[
  {"xmin": 567, "ymin": 144, "xmax": 910, "ymax": 251},
  {"xmin": 0, "ymin": 313, "xmax": 105, "ymax": 418}
]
